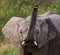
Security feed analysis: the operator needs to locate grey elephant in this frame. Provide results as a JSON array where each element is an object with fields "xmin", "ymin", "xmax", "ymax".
[{"xmin": 2, "ymin": 4, "xmax": 60, "ymax": 55}]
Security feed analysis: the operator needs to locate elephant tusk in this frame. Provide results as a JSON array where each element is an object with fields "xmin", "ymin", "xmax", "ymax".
[
  {"xmin": 34, "ymin": 41, "xmax": 38, "ymax": 46},
  {"xmin": 22, "ymin": 41, "xmax": 25, "ymax": 45}
]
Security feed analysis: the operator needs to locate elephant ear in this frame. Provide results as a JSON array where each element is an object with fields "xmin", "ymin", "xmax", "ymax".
[
  {"xmin": 2, "ymin": 17, "xmax": 24, "ymax": 47},
  {"xmin": 37, "ymin": 17, "xmax": 58, "ymax": 48}
]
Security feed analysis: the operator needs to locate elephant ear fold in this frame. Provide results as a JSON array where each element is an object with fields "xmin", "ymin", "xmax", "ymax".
[
  {"xmin": 2, "ymin": 17, "xmax": 24, "ymax": 47},
  {"xmin": 38, "ymin": 18, "xmax": 58, "ymax": 48},
  {"xmin": 45, "ymin": 18, "xmax": 58, "ymax": 40}
]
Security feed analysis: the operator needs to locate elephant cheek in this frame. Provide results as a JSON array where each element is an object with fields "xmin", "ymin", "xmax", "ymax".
[{"xmin": 23, "ymin": 32, "xmax": 28, "ymax": 41}]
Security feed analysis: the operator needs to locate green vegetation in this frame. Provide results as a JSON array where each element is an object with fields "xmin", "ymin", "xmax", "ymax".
[{"xmin": 0, "ymin": 0, "xmax": 60, "ymax": 55}]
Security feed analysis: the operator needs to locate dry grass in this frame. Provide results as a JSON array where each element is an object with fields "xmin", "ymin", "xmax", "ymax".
[{"xmin": 0, "ymin": 43, "xmax": 20, "ymax": 55}]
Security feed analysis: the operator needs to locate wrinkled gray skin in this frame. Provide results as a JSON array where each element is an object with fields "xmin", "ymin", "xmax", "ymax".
[{"xmin": 2, "ymin": 12, "xmax": 60, "ymax": 55}]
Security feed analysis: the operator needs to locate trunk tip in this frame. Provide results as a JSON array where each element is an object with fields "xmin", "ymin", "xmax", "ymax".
[{"xmin": 34, "ymin": 4, "xmax": 38, "ymax": 8}]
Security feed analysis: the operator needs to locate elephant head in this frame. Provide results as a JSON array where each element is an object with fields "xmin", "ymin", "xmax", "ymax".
[{"xmin": 2, "ymin": 4, "xmax": 60, "ymax": 48}]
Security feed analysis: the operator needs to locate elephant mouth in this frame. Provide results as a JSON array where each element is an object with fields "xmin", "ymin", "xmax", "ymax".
[{"xmin": 22, "ymin": 41, "xmax": 38, "ymax": 47}]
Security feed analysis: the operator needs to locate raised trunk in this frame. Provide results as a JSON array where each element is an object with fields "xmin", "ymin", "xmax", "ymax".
[{"xmin": 26, "ymin": 4, "xmax": 38, "ymax": 41}]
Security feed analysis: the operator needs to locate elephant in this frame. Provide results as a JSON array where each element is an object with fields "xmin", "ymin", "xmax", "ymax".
[{"xmin": 2, "ymin": 4, "xmax": 60, "ymax": 55}]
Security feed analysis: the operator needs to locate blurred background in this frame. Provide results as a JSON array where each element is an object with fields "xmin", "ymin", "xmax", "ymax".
[{"xmin": 0, "ymin": 0, "xmax": 60, "ymax": 55}]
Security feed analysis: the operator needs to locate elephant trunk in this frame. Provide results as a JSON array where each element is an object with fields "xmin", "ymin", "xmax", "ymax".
[{"xmin": 26, "ymin": 4, "xmax": 38, "ymax": 41}]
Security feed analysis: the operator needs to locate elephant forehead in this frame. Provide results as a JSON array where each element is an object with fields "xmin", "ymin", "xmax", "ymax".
[{"xmin": 19, "ymin": 20, "xmax": 30, "ymax": 32}]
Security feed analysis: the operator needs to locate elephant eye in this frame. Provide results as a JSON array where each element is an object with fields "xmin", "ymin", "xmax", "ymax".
[
  {"xmin": 36, "ymin": 27, "xmax": 39, "ymax": 34},
  {"xmin": 37, "ymin": 31, "xmax": 39, "ymax": 33},
  {"xmin": 20, "ymin": 31, "xmax": 22, "ymax": 33},
  {"xmin": 20, "ymin": 31, "xmax": 23, "ymax": 38}
]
